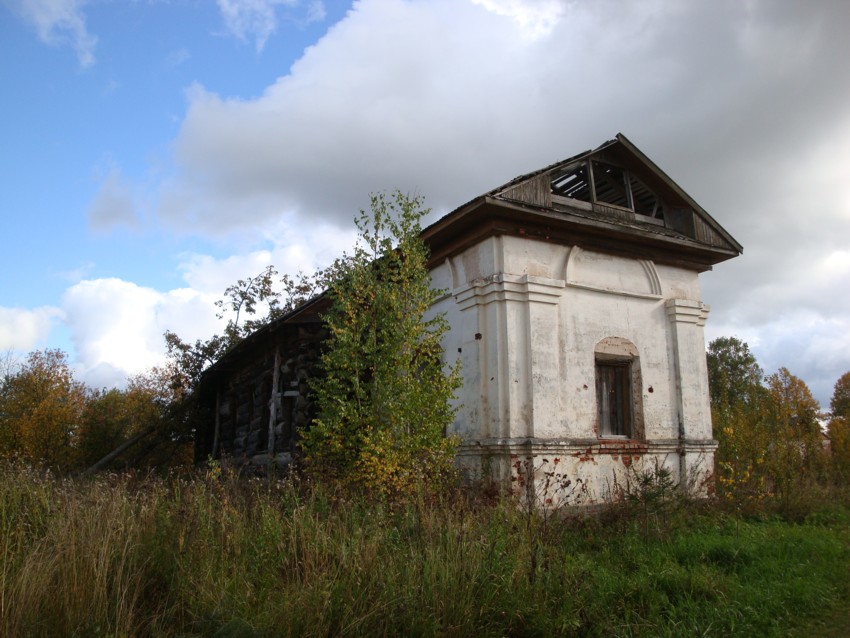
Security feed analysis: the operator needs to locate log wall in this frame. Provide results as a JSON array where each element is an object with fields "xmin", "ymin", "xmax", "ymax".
[{"xmin": 206, "ymin": 324, "xmax": 326, "ymax": 468}]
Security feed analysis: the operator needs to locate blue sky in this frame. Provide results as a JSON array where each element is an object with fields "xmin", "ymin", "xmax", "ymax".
[
  {"xmin": 1, "ymin": 0, "xmax": 347, "ymax": 300},
  {"xmin": 1, "ymin": 0, "xmax": 849, "ymax": 408}
]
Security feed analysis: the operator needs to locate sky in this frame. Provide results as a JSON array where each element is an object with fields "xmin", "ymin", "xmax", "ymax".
[{"xmin": 1, "ymin": 0, "xmax": 849, "ymax": 409}]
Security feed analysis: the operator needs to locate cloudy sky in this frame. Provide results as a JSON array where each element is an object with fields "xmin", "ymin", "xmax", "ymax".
[{"xmin": 1, "ymin": 0, "xmax": 849, "ymax": 408}]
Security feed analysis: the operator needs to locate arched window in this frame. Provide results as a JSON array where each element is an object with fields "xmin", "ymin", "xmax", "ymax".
[{"xmin": 594, "ymin": 337, "xmax": 644, "ymax": 439}]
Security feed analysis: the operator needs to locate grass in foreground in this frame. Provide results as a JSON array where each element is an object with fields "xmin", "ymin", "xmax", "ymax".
[{"xmin": 1, "ymin": 461, "xmax": 849, "ymax": 637}]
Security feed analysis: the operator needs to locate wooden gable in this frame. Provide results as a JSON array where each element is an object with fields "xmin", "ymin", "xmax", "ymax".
[{"xmin": 422, "ymin": 134, "xmax": 742, "ymax": 272}]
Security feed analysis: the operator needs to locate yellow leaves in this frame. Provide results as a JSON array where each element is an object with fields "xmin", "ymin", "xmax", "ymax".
[
  {"xmin": 0, "ymin": 349, "xmax": 87, "ymax": 468},
  {"xmin": 0, "ymin": 349, "xmax": 175, "ymax": 471}
]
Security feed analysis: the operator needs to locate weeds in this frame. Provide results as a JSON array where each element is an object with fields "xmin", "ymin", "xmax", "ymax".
[{"xmin": 1, "ymin": 459, "xmax": 849, "ymax": 637}]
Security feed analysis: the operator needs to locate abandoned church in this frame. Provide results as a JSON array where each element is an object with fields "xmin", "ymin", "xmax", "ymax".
[{"xmin": 196, "ymin": 133, "xmax": 742, "ymax": 502}]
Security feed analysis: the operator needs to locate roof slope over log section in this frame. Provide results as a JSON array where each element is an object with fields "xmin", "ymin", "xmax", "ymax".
[{"xmin": 421, "ymin": 133, "xmax": 741, "ymax": 272}]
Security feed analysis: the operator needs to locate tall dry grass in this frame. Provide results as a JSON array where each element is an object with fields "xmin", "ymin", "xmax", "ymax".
[
  {"xmin": 2, "ymin": 460, "xmax": 849, "ymax": 637},
  {"xmin": 1, "ymin": 464, "xmax": 169, "ymax": 636}
]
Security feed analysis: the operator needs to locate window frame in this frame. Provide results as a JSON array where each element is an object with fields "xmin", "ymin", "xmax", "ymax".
[{"xmin": 596, "ymin": 358, "xmax": 634, "ymax": 438}]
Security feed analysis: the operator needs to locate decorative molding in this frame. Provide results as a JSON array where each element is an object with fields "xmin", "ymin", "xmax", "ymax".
[
  {"xmin": 445, "ymin": 256, "xmax": 459, "ymax": 289},
  {"xmin": 556, "ymin": 245, "xmax": 573, "ymax": 283},
  {"xmin": 456, "ymin": 437, "xmax": 717, "ymax": 457},
  {"xmin": 665, "ymin": 299, "xmax": 710, "ymax": 326},
  {"xmin": 562, "ymin": 244, "xmax": 581, "ymax": 281},
  {"xmin": 565, "ymin": 282, "xmax": 663, "ymax": 300},
  {"xmin": 639, "ymin": 259, "xmax": 663, "ymax": 295},
  {"xmin": 453, "ymin": 273, "xmax": 565, "ymax": 310}
]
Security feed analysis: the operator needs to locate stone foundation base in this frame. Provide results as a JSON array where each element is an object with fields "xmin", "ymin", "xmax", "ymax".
[{"xmin": 456, "ymin": 438, "xmax": 716, "ymax": 506}]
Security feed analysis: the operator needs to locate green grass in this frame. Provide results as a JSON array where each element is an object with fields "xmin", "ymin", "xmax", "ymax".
[{"xmin": 1, "ymin": 461, "xmax": 849, "ymax": 637}]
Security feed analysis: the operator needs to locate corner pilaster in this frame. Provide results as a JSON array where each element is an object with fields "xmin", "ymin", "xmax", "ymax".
[
  {"xmin": 454, "ymin": 273, "xmax": 564, "ymax": 440},
  {"xmin": 665, "ymin": 299, "xmax": 712, "ymax": 439}
]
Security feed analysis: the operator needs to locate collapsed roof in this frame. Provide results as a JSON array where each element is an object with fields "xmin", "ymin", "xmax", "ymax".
[{"xmin": 422, "ymin": 133, "xmax": 741, "ymax": 272}]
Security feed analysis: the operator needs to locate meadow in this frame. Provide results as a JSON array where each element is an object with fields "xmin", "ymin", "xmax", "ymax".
[{"xmin": 2, "ymin": 461, "xmax": 849, "ymax": 637}]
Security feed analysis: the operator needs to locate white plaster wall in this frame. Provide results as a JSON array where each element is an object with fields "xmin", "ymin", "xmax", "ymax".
[
  {"xmin": 557, "ymin": 287, "xmax": 676, "ymax": 439},
  {"xmin": 429, "ymin": 234, "xmax": 715, "ymax": 498}
]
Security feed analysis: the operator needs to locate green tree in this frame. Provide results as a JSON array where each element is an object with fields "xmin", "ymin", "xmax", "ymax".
[
  {"xmin": 215, "ymin": 265, "xmax": 282, "ymax": 343},
  {"xmin": 765, "ymin": 367, "xmax": 821, "ymax": 437},
  {"xmin": 706, "ymin": 337, "xmax": 770, "ymax": 498},
  {"xmin": 301, "ymin": 191, "xmax": 461, "ymax": 496},
  {"xmin": 706, "ymin": 336, "xmax": 765, "ymax": 419},
  {"xmin": 763, "ymin": 367, "xmax": 826, "ymax": 495},
  {"xmin": 827, "ymin": 372, "xmax": 850, "ymax": 482},
  {"xmin": 830, "ymin": 371, "xmax": 850, "ymax": 420}
]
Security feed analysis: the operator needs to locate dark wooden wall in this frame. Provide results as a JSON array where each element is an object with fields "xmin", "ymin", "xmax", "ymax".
[{"xmin": 199, "ymin": 323, "xmax": 326, "ymax": 467}]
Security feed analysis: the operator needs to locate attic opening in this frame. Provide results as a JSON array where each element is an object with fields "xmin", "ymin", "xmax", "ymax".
[{"xmin": 551, "ymin": 160, "xmax": 665, "ymax": 223}]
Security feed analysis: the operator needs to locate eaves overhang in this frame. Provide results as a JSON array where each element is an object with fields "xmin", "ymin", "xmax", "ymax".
[{"xmin": 421, "ymin": 194, "xmax": 739, "ymax": 273}]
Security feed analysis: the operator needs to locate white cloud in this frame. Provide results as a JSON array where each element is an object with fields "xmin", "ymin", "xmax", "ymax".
[
  {"xmin": 57, "ymin": 261, "xmax": 95, "ymax": 283},
  {"xmin": 304, "ymin": 0, "xmax": 325, "ymax": 23},
  {"xmin": 471, "ymin": 0, "xmax": 567, "ymax": 39},
  {"xmin": 216, "ymin": 0, "xmax": 325, "ymax": 52},
  {"xmin": 179, "ymin": 220, "xmax": 355, "ymax": 294},
  {"xmin": 155, "ymin": 0, "xmax": 850, "ymax": 242},
  {"xmin": 55, "ymin": 222, "xmax": 354, "ymax": 388},
  {"xmin": 0, "ymin": 306, "xmax": 62, "ymax": 351},
  {"xmin": 61, "ymin": 278, "xmax": 222, "ymax": 387},
  {"xmin": 165, "ymin": 48, "xmax": 191, "ymax": 68},
  {"xmin": 157, "ymin": 0, "xmax": 528, "ymax": 234},
  {"xmin": 7, "ymin": 0, "xmax": 97, "ymax": 66}
]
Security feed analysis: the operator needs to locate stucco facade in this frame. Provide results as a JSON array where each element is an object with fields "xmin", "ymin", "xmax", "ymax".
[
  {"xmin": 427, "ymin": 237, "xmax": 716, "ymax": 502},
  {"xmin": 416, "ymin": 133, "xmax": 741, "ymax": 502}
]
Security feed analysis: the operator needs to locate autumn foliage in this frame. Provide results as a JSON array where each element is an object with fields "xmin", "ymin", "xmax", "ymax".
[
  {"xmin": 707, "ymin": 337, "xmax": 846, "ymax": 504},
  {"xmin": 0, "ymin": 350, "xmax": 86, "ymax": 467},
  {"xmin": 0, "ymin": 350, "xmax": 190, "ymax": 471}
]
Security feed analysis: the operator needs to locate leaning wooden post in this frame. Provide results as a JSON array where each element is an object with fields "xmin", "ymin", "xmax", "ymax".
[
  {"xmin": 84, "ymin": 426, "xmax": 155, "ymax": 475},
  {"xmin": 268, "ymin": 348, "xmax": 281, "ymax": 459}
]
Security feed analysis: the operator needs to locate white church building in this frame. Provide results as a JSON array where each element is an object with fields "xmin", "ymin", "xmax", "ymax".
[{"xmin": 422, "ymin": 134, "xmax": 741, "ymax": 501}]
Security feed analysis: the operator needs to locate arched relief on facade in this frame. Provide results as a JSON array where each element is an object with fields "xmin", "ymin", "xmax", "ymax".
[
  {"xmin": 556, "ymin": 246, "xmax": 573, "ymax": 284},
  {"xmin": 593, "ymin": 336, "xmax": 645, "ymax": 441},
  {"xmin": 564, "ymin": 247, "xmax": 662, "ymax": 299},
  {"xmin": 494, "ymin": 235, "xmax": 505, "ymax": 275},
  {"xmin": 455, "ymin": 236, "xmax": 503, "ymax": 285},
  {"xmin": 639, "ymin": 260, "xmax": 662, "ymax": 296},
  {"xmin": 446, "ymin": 256, "xmax": 460, "ymax": 289},
  {"xmin": 562, "ymin": 245, "xmax": 580, "ymax": 282},
  {"xmin": 595, "ymin": 336, "xmax": 639, "ymax": 358}
]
